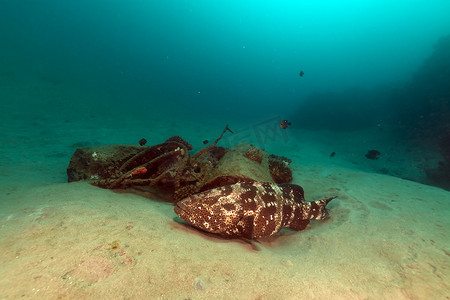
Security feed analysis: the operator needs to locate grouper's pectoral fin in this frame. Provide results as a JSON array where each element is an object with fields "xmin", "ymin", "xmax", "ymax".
[
  {"xmin": 287, "ymin": 219, "xmax": 310, "ymax": 231},
  {"xmin": 235, "ymin": 215, "xmax": 255, "ymax": 240}
]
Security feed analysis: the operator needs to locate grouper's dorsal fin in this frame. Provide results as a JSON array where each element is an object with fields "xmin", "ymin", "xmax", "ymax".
[{"xmin": 278, "ymin": 183, "xmax": 305, "ymax": 203}]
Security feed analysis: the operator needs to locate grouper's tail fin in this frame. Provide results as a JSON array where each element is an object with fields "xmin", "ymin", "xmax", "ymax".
[
  {"xmin": 323, "ymin": 196, "xmax": 337, "ymax": 205},
  {"xmin": 309, "ymin": 196, "xmax": 337, "ymax": 220}
]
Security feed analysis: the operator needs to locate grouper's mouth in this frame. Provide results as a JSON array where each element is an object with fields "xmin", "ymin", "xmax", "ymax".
[
  {"xmin": 174, "ymin": 202, "xmax": 189, "ymax": 220},
  {"xmin": 173, "ymin": 205, "xmax": 183, "ymax": 216}
]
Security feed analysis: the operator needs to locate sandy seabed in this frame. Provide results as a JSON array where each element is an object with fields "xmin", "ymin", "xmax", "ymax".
[
  {"xmin": 1, "ymin": 165, "xmax": 449, "ymax": 299},
  {"xmin": 0, "ymin": 84, "xmax": 449, "ymax": 299}
]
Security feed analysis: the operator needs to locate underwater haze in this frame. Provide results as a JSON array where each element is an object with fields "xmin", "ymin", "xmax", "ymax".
[
  {"xmin": 1, "ymin": 1, "xmax": 450, "ymax": 299},
  {"xmin": 1, "ymin": 0, "xmax": 450, "ymax": 121}
]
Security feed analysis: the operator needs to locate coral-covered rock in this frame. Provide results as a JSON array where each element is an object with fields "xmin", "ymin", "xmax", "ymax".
[
  {"xmin": 67, "ymin": 139, "xmax": 294, "ymax": 201},
  {"xmin": 165, "ymin": 136, "xmax": 193, "ymax": 150},
  {"xmin": 173, "ymin": 184, "xmax": 200, "ymax": 202},
  {"xmin": 67, "ymin": 141, "xmax": 189, "ymax": 189},
  {"xmin": 67, "ymin": 145, "xmax": 143, "ymax": 182},
  {"xmin": 268, "ymin": 154, "xmax": 293, "ymax": 183},
  {"xmin": 243, "ymin": 145, "xmax": 264, "ymax": 164},
  {"xmin": 200, "ymin": 175, "xmax": 256, "ymax": 192},
  {"xmin": 205, "ymin": 142, "xmax": 274, "ymax": 184}
]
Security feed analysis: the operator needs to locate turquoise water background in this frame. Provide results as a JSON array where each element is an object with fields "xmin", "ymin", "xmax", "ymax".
[
  {"xmin": 1, "ymin": 1, "xmax": 450, "ymax": 188},
  {"xmin": 1, "ymin": 1, "xmax": 449, "ymax": 119}
]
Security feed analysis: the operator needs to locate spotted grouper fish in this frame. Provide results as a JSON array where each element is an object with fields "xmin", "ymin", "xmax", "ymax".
[{"xmin": 174, "ymin": 182, "xmax": 336, "ymax": 239}]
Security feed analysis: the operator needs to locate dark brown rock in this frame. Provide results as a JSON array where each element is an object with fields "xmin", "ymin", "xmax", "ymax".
[
  {"xmin": 268, "ymin": 154, "xmax": 293, "ymax": 183},
  {"xmin": 67, "ymin": 145, "xmax": 143, "ymax": 182},
  {"xmin": 67, "ymin": 141, "xmax": 294, "ymax": 201}
]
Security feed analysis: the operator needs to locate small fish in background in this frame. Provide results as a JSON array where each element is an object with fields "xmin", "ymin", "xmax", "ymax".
[
  {"xmin": 299, "ymin": 70, "xmax": 304, "ymax": 77},
  {"xmin": 280, "ymin": 120, "xmax": 291, "ymax": 129},
  {"xmin": 330, "ymin": 152, "xmax": 336, "ymax": 158},
  {"xmin": 377, "ymin": 123, "xmax": 383, "ymax": 131},
  {"xmin": 203, "ymin": 140, "xmax": 209, "ymax": 145},
  {"xmin": 139, "ymin": 138, "xmax": 147, "ymax": 146},
  {"xmin": 365, "ymin": 150, "xmax": 381, "ymax": 160}
]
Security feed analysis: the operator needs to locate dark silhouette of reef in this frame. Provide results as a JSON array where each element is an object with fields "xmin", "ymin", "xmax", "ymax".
[
  {"xmin": 290, "ymin": 86, "xmax": 393, "ymax": 131},
  {"xmin": 393, "ymin": 34, "xmax": 450, "ymax": 139},
  {"xmin": 393, "ymin": 34, "xmax": 450, "ymax": 190},
  {"xmin": 290, "ymin": 34, "xmax": 450, "ymax": 137},
  {"xmin": 289, "ymin": 34, "xmax": 450, "ymax": 190},
  {"xmin": 425, "ymin": 132, "xmax": 450, "ymax": 190}
]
